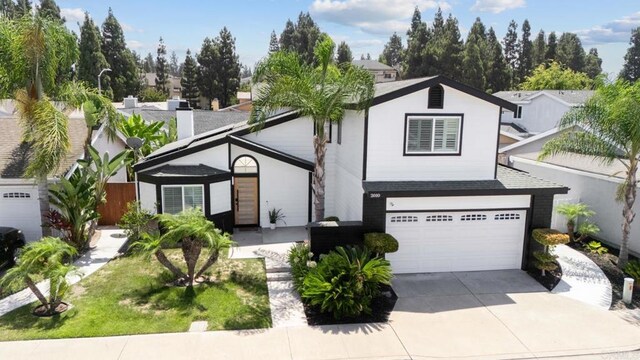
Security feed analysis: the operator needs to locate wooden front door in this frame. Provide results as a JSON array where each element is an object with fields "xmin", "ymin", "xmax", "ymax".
[
  {"xmin": 97, "ymin": 183, "xmax": 136, "ymax": 225},
  {"xmin": 234, "ymin": 177, "xmax": 258, "ymax": 225}
]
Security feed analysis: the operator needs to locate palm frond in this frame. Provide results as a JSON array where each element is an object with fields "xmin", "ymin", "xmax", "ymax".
[
  {"xmin": 539, "ymin": 131, "xmax": 620, "ymax": 164},
  {"xmin": 25, "ymin": 99, "xmax": 70, "ymax": 177}
]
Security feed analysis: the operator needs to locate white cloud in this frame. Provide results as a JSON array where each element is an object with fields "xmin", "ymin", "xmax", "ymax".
[
  {"xmin": 127, "ymin": 40, "xmax": 145, "ymax": 50},
  {"xmin": 122, "ymin": 23, "xmax": 144, "ymax": 33},
  {"xmin": 310, "ymin": 0, "xmax": 451, "ymax": 35},
  {"xmin": 576, "ymin": 12, "xmax": 640, "ymax": 45},
  {"xmin": 470, "ymin": 0, "xmax": 525, "ymax": 14},
  {"xmin": 60, "ymin": 8, "xmax": 85, "ymax": 24}
]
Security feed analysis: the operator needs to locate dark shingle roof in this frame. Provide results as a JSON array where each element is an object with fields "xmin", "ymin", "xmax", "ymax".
[
  {"xmin": 140, "ymin": 164, "xmax": 228, "ymax": 177},
  {"xmin": 362, "ymin": 166, "xmax": 567, "ymax": 195},
  {"xmin": 119, "ymin": 108, "xmax": 250, "ymax": 135},
  {"xmin": 352, "ymin": 60, "xmax": 395, "ymax": 71},
  {"xmin": 493, "ymin": 90, "xmax": 594, "ymax": 105}
]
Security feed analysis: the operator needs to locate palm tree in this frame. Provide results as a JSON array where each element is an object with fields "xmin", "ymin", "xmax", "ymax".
[
  {"xmin": 555, "ymin": 203, "xmax": 595, "ymax": 241},
  {"xmin": 132, "ymin": 209, "xmax": 233, "ymax": 286},
  {"xmin": 250, "ymin": 35, "xmax": 375, "ymax": 221},
  {"xmin": 539, "ymin": 81, "xmax": 640, "ymax": 267},
  {"xmin": 0, "ymin": 237, "xmax": 78, "ymax": 315}
]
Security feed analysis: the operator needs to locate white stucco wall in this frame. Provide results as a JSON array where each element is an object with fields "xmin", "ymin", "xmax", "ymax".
[
  {"xmin": 92, "ymin": 130, "xmax": 129, "ymax": 183},
  {"xmin": 242, "ymin": 116, "xmax": 315, "ymax": 162},
  {"xmin": 366, "ymin": 85, "xmax": 501, "ymax": 181},
  {"xmin": 511, "ymin": 156, "xmax": 640, "ymax": 256},
  {"xmin": 502, "ymin": 95, "xmax": 572, "ymax": 134},
  {"xmin": 210, "ymin": 181, "xmax": 231, "ymax": 214},
  {"xmin": 138, "ymin": 181, "xmax": 157, "ymax": 214},
  {"xmin": 158, "ymin": 144, "xmax": 229, "ymax": 171},
  {"xmin": 230, "ymin": 145, "xmax": 310, "ymax": 228}
]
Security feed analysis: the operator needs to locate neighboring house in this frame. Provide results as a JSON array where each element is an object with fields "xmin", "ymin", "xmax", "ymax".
[
  {"xmin": 499, "ymin": 130, "xmax": 523, "ymax": 149},
  {"xmin": 352, "ymin": 60, "xmax": 398, "ymax": 83},
  {"xmin": 0, "ymin": 101, "xmax": 129, "ymax": 241},
  {"xmin": 500, "ymin": 127, "xmax": 640, "ymax": 256},
  {"xmin": 143, "ymin": 72, "xmax": 182, "ymax": 98},
  {"xmin": 493, "ymin": 90, "xmax": 594, "ymax": 134},
  {"xmin": 133, "ymin": 76, "xmax": 568, "ymax": 274}
]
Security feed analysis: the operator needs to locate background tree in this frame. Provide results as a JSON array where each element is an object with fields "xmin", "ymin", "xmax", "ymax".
[
  {"xmin": 620, "ymin": 27, "xmax": 640, "ymax": 82},
  {"xmin": 181, "ymin": 49, "xmax": 199, "ymax": 107},
  {"xmin": 155, "ymin": 37, "xmax": 170, "ymax": 97},
  {"xmin": 143, "ymin": 52, "xmax": 155, "ymax": 73},
  {"xmin": 14, "ymin": 0, "xmax": 30, "ymax": 17},
  {"xmin": 251, "ymin": 35, "xmax": 374, "ymax": 220},
  {"xmin": 503, "ymin": 20, "xmax": 519, "ymax": 86},
  {"xmin": 557, "ymin": 32, "xmax": 586, "ymax": 72},
  {"xmin": 422, "ymin": 7, "xmax": 444, "ymax": 76},
  {"xmin": 216, "ymin": 27, "xmax": 240, "ymax": 108},
  {"xmin": 584, "ymin": 48, "xmax": 603, "ymax": 79},
  {"xmin": 240, "ymin": 64, "xmax": 252, "ymax": 78},
  {"xmin": 517, "ymin": 19, "xmax": 533, "ymax": 83},
  {"xmin": 101, "ymin": 8, "xmax": 139, "ymax": 100},
  {"xmin": 379, "ymin": 32, "xmax": 404, "ymax": 71},
  {"xmin": 197, "ymin": 37, "xmax": 221, "ymax": 108},
  {"xmin": 291, "ymin": 12, "xmax": 321, "ymax": 65},
  {"xmin": 269, "ymin": 30, "xmax": 279, "ymax": 53},
  {"xmin": 486, "ymin": 27, "xmax": 510, "ymax": 93},
  {"xmin": 336, "ymin": 41, "xmax": 352, "ymax": 65},
  {"xmin": 462, "ymin": 18, "xmax": 487, "ymax": 90},
  {"xmin": 36, "ymin": 0, "xmax": 63, "ymax": 23},
  {"xmin": 521, "ymin": 61, "xmax": 593, "ymax": 90},
  {"xmin": 0, "ymin": 0, "xmax": 17, "ymax": 19},
  {"xmin": 78, "ymin": 12, "xmax": 110, "ymax": 89},
  {"xmin": 169, "ymin": 51, "xmax": 179, "ymax": 76},
  {"xmin": 532, "ymin": 30, "xmax": 546, "ymax": 68},
  {"xmin": 404, "ymin": 7, "xmax": 430, "ymax": 78},
  {"xmin": 279, "ymin": 19, "xmax": 295, "ymax": 51},
  {"xmin": 539, "ymin": 81, "xmax": 640, "ymax": 267},
  {"xmin": 545, "ymin": 31, "xmax": 557, "ymax": 61},
  {"xmin": 439, "ymin": 14, "xmax": 464, "ymax": 80}
]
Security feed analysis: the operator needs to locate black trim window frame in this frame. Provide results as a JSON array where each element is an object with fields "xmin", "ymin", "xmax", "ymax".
[
  {"xmin": 160, "ymin": 184, "xmax": 205, "ymax": 214},
  {"xmin": 403, "ymin": 113, "xmax": 464, "ymax": 156},
  {"xmin": 337, "ymin": 121, "xmax": 342, "ymax": 145},
  {"xmin": 514, "ymin": 106, "xmax": 523, "ymax": 119}
]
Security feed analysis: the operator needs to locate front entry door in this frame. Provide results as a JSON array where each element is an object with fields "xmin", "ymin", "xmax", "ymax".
[{"xmin": 234, "ymin": 177, "xmax": 259, "ymax": 225}]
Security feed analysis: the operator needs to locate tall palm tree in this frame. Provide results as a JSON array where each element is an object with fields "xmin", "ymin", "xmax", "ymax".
[
  {"xmin": 539, "ymin": 81, "xmax": 640, "ymax": 267},
  {"xmin": 250, "ymin": 35, "xmax": 375, "ymax": 221}
]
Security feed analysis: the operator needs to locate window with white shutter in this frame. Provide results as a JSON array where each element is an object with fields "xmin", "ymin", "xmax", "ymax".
[
  {"xmin": 406, "ymin": 115, "xmax": 461, "ymax": 154},
  {"xmin": 162, "ymin": 185, "xmax": 204, "ymax": 214}
]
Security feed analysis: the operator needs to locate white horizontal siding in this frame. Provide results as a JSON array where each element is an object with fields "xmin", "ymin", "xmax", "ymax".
[
  {"xmin": 241, "ymin": 116, "xmax": 315, "ymax": 162},
  {"xmin": 210, "ymin": 181, "xmax": 231, "ymax": 214}
]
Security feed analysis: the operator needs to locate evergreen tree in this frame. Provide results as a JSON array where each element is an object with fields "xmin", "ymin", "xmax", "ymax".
[
  {"xmin": 143, "ymin": 52, "xmax": 155, "ymax": 73},
  {"xmin": 269, "ymin": 30, "xmax": 280, "ymax": 53},
  {"xmin": 503, "ymin": 20, "xmax": 519, "ymax": 85},
  {"xmin": 517, "ymin": 19, "xmax": 533, "ymax": 83},
  {"xmin": 557, "ymin": 32, "xmax": 585, "ymax": 72},
  {"xmin": 101, "ymin": 8, "xmax": 140, "ymax": 100},
  {"xmin": 404, "ymin": 6, "xmax": 430, "ymax": 78},
  {"xmin": 485, "ymin": 27, "xmax": 510, "ymax": 93},
  {"xmin": 532, "ymin": 30, "xmax": 546, "ymax": 68},
  {"xmin": 336, "ymin": 41, "xmax": 353, "ymax": 65},
  {"xmin": 462, "ymin": 18, "xmax": 487, "ymax": 90},
  {"xmin": 439, "ymin": 14, "xmax": 464, "ymax": 80},
  {"xmin": 155, "ymin": 37, "xmax": 170, "ymax": 97},
  {"xmin": 78, "ymin": 12, "xmax": 110, "ymax": 90},
  {"xmin": 545, "ymin": 31, "xmax": 557, "ymax": 61},
  {"xmin": 292, "ymin": 12, "xmax": 321, "ymax": 65},
  {"xmin": 620, "ymin": 28, "xmax": 640, "ymax": 82},
  {"xmin": 216, "ymin": 27, "xmax": 240, "ymax": 108},
  {"xmin": 241, "ymin": 65, "xmax": 252, "ymax": 78},
  {"xmin": 584, "ymin": 48, "xmax": 602, "ymax": 79},
  {"xmin": 379, "ymin": 32, "xmax": 404, "ymax": 70},
  {"xmin": 37, "ymin": 0, "xmax": 62, "ymax": 23},
  {"xmin": 169, "ymin": 51, "xmax": 179, "ymax": 76},
  {"xmin": 14, "ymin": 0, "xmax": 31, "ymax": 17},
  {"xmin": 0, "ymin": 0, "xmax": 17, "ymax": 19},
  {"xmin": 279, "ymin": 20, "xmax": 295, "ymax": 52},
  {"xmin": 180, "ymin": 49, "xmax": 199, "ymax": 107},
  {"xmin": 422, "ymin": 7, "xmax": 445, "ymax": 76},
  {"xmin": 197, "ymin": 37, "xmax": 221, "ymax": 107}
]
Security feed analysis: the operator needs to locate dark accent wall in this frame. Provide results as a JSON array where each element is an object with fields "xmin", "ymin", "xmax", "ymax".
[
  {"xmin": 524, "ymin": 194, "xmax": 556, "ymax": 271},
  {"xmin": 307, "ymin": 221, "xmax": 364, "ymax": 258},
  {"xmin": 362, "ymin": 193, "xmax": 387, "ymax": 233},
  {"xmin": 208, "ymin": 211, "xmax": 234, "ymax": 233}
]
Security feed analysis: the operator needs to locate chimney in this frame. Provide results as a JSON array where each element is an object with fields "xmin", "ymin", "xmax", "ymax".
[
  {"xmin": 176, "ymin": 101, "xmax": 194, "ymax": 140},
  {"xmin": 211, "ymin": 98, "xmax": 220, "ymax": 111},
  {"xmin": 124, "ymin": 95, "xmax": 138, "ymax": 109}
]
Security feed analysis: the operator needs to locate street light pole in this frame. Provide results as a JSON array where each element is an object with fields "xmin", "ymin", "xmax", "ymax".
[{"xmin": 98, "ymin": 68, "xmax": 112, "ymax": 95}]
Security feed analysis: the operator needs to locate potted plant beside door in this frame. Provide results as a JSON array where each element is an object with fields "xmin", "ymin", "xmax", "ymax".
[{"xmin": 268, "ymin": 208, "xmax": 286, "ymax": 229}]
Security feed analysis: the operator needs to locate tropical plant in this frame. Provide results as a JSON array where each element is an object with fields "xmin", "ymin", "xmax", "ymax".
[
  {"xmin": 268, "ymin": 208, "xmax": 286, "ymax": 225},
  {"xmin": 77, "ymin": 145, "xmax": 129, "ymax": 208},
  {"xmin": 0, "ymin": 237, "xmax": 77, "ymax": 316},
  {"xmin": 539, "ymin": 81, "xmax": 640, "ymax": 267},
  {"xmin": 131, "ymin": 209, "xmax": 233, "ymax": 286},
  {"xmin": 118, "ymin": 201, "xmax": 156, "ymax": 244},
  {"xmin": 287, "ymin": 242, "xmax": 313, "ymax": 292},
  {"xmin": 364, "ymin": 233, "xmax": 399, "ymax": 255},
  {"xmin": 531, "ymin": 228, "xmax": 570, "ymax": 276},
  {"xmin": 555, "ymin": 203, "xmax": 597, "ymax": 242},
  {"xmin": 139, "ymin": 87, "xmax": 167, "ymax": 102},
  {"xmin": 301, "ymin": 246, "xmax": 392, "ymax": 319},
  {"xmin": 251, "ymin": 34, "xmax": 375, "ymax": 221},
  {"xmin": 117, "ymin": 114, "xmax": 175, "ymax": 178},
  {"xmin": 624, "ymin": 260, "xmax": 640, "ymax": 281},
  {"xmin": 583, "ymin": 241, "xmax": 609, "ymax": 255}
]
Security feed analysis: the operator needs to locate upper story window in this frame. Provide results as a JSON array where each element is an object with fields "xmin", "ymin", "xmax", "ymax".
[
  {"xmin": 514, "ymin": 106, "xmax": 523, "ymax": 119},
  {"xmin": 162, "ymin": 185, "xmax": 204, "ymax": 214},
  {"xmin": 428, "ymin": 85, "xmax": 444, "ymax": 109},
  {"xmin": 405, "ymin": 115, "xmax": 461, "ymax": 155}
]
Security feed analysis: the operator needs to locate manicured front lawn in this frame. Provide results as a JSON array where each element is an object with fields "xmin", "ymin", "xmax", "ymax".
[{"xmin": 0, "ymin": 249, "xmax": 271, "ymax": 341}]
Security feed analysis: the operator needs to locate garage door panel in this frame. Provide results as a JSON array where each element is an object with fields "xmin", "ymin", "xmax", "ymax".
[
  {"xmin": 386, "ymin": 209, "xmax": 526, "ymax": 273},
  {"xmin": 0, "ymin": 187, "xmax": 41, "ymax": 241}
]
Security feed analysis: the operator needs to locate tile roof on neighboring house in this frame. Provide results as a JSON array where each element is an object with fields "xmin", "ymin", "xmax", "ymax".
[
  {"xmin": 493, "ymin": 90, "xmax": 595, "ymax": 106},
  {"xmin": 352, "ymin": 60, "xmax": 395, "ymax": 71},
  {"xmin": 362, "ymin": 165, "xmax": 567, "ymax": 194},
  {"xmin": 0, "ymin": 116, "xmax": 88, "ymax": 178},
  {"xmin": 118, "ymin": 107, "xmax": 250, "ymax": 135}
]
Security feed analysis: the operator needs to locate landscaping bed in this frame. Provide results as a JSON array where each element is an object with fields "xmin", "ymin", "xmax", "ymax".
[
  {"xmin": 0, "ymin": 249, "xmax": 271, "ymax": 341},
  {"xmin": 528, "ymin": 262, "xmax": 562, "ymax": 291},
  {"xmin": 568, "ymin": 240, "xmax": 640, "ymax": 310},
  {"xmin": 304, "ymin": 284, "xmax": 398, "ymax": 326}
]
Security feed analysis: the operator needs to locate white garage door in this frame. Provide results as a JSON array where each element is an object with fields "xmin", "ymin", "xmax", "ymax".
[
  {"xmin": 0, "ymin": 187, "xmax": 41, "ymax": 242},
  {"xmin": 385, "ymin": 209, "xmax": 526, "ymax": 273}
]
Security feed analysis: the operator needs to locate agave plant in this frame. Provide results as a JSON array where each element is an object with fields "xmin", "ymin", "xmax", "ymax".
[{"xmin": 0, "ymin": 237, "xmax": 78, "ymax": 315}]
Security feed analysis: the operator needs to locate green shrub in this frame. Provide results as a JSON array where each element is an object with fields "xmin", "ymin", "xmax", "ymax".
[
  {"xmin": 532, "ymin": 228, "xmax": 567, "ymax": 276},
  {"xmin": 533, "ymin": 251, "xmax": 558, "ymax": 272},
  {"xmin": 323, "ymin": 216, "xmax": 340, "ymax": 222},
  {"xmin": 118, "ymin": 201, "xmax": 156, "ymax": 244},
  {"xmin": 301, "ymin": 246, "xmax": 392, "ymax": 319},
  {"xmin": 364, "ymin": 233, "xmax": 399, "ymax": 254},
  {"xmin": 583, "ymin": 240, "xmax": 608, "ymax": 255},
  {"xmin": 288, "ymin": 242, "xmax": 312, "ymax": 292},
  {"xmin": 625, "ymin": 260, "xmax": 640, "ymax": 281}
]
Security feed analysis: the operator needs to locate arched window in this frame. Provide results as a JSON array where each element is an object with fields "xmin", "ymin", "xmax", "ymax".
[
  {"xmin": 233, "ymin": 156, "xmax": 258, "ymax": 174},
  {"xmin": 428, "ymin": 85, "xmax": 444, "ymax": 109}
]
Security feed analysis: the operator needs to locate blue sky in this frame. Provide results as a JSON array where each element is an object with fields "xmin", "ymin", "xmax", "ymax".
[{"xmin": 56, "ymin": 0, "xmax": 639, "ymax": 77}]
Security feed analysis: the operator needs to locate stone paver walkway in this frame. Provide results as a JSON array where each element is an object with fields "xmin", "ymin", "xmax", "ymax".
[
  {"xmin": 0, "ymin": 228, "xmax": 127, "ymax": 317},
  {"xmin": 552, "ymin": 244, "xmax": 612, "ymax": 310}
]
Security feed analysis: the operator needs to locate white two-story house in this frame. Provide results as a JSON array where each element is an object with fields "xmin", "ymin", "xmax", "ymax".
[{"xmin": 133, "ymin": 76, "xmax": 568, "ymax": 274}]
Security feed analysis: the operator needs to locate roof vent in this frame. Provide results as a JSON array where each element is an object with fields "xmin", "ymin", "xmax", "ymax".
[{"xmin": 124, "ymin": 96, "xmax": 138, "ymax": 109}]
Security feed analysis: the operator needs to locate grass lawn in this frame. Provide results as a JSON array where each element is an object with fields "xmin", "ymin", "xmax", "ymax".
[{"xmin": 0, "ymin": 249, "xmax": 271, "ymax": 341}]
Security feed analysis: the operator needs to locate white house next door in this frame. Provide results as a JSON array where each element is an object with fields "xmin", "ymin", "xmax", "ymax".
[{"xmin": 385, "ymin": 209, "xmax": 527, "ymax": 273}]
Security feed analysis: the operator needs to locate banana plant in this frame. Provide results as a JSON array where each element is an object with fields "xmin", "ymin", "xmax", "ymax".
[{"xmin": 77, "ymin": 145, "xmax": 130, "ymax": 207}]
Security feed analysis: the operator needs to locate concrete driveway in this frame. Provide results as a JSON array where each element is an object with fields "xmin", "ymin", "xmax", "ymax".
[{"xmin": 390, "ymin": 270, "xmax": 640, "ymax": 359}]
